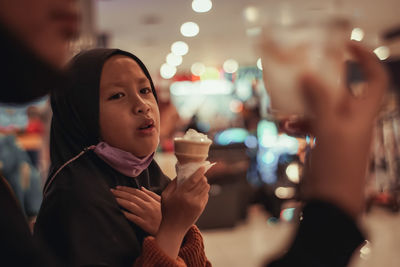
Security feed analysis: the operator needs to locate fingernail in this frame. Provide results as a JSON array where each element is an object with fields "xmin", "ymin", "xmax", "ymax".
[{"xmin": 110, "ymin": 188, "xmax": 115, "ymax": 192}]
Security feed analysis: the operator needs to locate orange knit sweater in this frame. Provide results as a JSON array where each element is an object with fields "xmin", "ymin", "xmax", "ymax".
[{"xmin": 133, "ymin": 225, "xmax": 211, "ymax": 267}]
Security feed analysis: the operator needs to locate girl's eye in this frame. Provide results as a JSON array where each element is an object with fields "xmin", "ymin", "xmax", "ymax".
[
  {"xmin": 108, "ymin": 92, "xmax": 125, "ymax": 100},
  {"xmin": 140, "ymin": 87, "xmax": 152, "ymax": 94}
]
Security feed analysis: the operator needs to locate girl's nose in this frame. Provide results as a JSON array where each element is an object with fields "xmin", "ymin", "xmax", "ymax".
[{"xmin": 134, "ymin": 100, "xmax": 151, "ymax": 115}]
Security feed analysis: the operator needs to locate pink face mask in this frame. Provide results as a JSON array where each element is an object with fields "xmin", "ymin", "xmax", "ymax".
[{"xmin": 93, "ymin": 141, "xmax": 154, "ymax": 177}]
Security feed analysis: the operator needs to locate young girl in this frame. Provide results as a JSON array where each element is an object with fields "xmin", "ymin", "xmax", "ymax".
[{"xmin": 34, "ymin": 48, "xmax": 211, "ymax": 266}]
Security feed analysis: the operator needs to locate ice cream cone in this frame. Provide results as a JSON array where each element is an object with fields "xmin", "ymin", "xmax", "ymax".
[
  {"xmin": 174, "ymin": 129, "xmax": 212, "ymax": 165},
  {"xmin": 174, "ymin": 138, "xmax": 211, "ymax": 165}
]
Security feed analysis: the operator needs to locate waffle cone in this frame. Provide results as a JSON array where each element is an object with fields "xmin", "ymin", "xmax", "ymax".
[{"xmin": 174, "ymin": 138, "xmax": 211, "ymax": 164}]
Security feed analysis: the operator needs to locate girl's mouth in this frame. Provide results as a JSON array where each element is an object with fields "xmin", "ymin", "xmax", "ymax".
[
  {"xmin": 138, "ymin": 119, "xmax": 154, "ymax": 129},
  {"xmin": 137, "ymin": 119, "xmax": 156, "ymax": 134}
]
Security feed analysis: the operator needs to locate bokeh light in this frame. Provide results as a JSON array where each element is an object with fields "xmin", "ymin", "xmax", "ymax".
[
  {"xmin": 192, "ymin": 0, "xmax": 212, "ymax": 13},
  {"xmin": 191, "ymin": 62, "xmax": 206, "ymax": 76},
  {"xmin": 160, "ymin": 63, "xmax": 177, "ymax": 79},
  {"xmin": 171, "ymin": 41, "xmax": 189, "ymax": 56},
  {"xmin": 180, "ymin": 22, "xmax": 199, "ymax": 37},
  {"xmin": 223, "ymin": 59, "xmax": 239, "ymax": 73}
]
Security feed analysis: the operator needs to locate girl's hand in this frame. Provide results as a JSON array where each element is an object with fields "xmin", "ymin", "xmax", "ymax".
[
  {"xmin": 154, "ymin": 167, "xmax": 210, "ymax": 259},
  {"xmin": 160, "ymin": 166, "xmax": 210, "ymax": 235},
  {"xmin": 111, "ymin": 186, "xmax": 161, "ymax": 236}
]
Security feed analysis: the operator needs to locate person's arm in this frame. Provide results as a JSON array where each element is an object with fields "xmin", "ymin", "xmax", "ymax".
[
  {"xmin": 178, "ymin": 225, "xmax": 212, "ymax": 267},
  {"xmin": 300, "ymin": 42, "xmax": 388, "ymax": 217},
  {"xmin": 267, "ymin": 42, "xmax": 388, "ymax": 266},
  {"xmin": 133, "ymin": 238, "xmax": 187, "ymax": 267},
  {"xmin": 267, "ymin": 201, "xmax": 365, "ymax": 267},
  {"xmin": 133, "ymin": 225, "xmax": 211, "ymax": 267}
]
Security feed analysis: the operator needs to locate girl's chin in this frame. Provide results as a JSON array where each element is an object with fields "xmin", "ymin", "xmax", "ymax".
[
  {"xmin": 129, "ymin": 147, "xmax": 157, "ymax": 159},
  {"xmin": 124, "ymin": 137, "xmax": 159, "ymax": 157}
]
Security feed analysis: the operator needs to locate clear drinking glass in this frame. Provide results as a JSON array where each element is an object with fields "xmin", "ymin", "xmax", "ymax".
[{"xmin": 259, "ymin": 15, "xmax": 351, "ymax": 121}]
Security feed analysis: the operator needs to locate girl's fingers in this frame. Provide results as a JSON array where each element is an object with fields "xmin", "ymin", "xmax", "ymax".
[
  {"xmin": 348, "ymin": 41, "xmax": 388, "ymax": 89},
  {"xmin": 181, "ymin": 167, "xmax": 206, "ymax": 192},
  {"xmin": 115, "ymin": 186, "xmax": 137, "ymax": 194},
  {"xmin": 111, "ymin": 188, "xmax": 147, "ymax": 207},
  {"xmin": 115, "ymin": 186, "xmax": 153, "ymax": 202},
  {"xmin": 122, "ymin": 210, "xmax": 145, "ymax": 226},
  {"xmin": 115, "ymin": 197, "xmax": 142, "ymax": 214},
  {"xmin": 191, "ymin": 177, "xmax": 209, "ymax": 196},
  {"xmin": 141, "ymin": 187, "xmax": 161, "ymax": 202}
]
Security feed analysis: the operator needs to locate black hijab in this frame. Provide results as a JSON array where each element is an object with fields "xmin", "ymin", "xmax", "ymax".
[{"xmin": 34, "ymin": 49, "xmax": 169, "ymax": 267}]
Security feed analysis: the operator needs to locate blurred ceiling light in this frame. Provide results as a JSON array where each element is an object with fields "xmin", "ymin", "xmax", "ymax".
[
  {"xmin": 257, "ymin": 58, "xmax": 263, "ymax": 70},
  {"xmin": 166, "ymin": 53, "xmax": 182, "ymax": 66},
  {"xmin": 244, "ymin": 6, "xmax": 259, "ymax": 23},
  {"xmin": 286, "ymin": 163, "xmax": 300, "ymax": 183},
  {"xmin": 180, "ymin": 22, "xmax": 199, "ymax": 37},
  {"xmin": 246, "ymin": 26, "xmax": 262, "ymax": 37},
  {"xmin": 223, "ymin": 59, "xmax": 239, "ymax": 73},
  {"xmin": 351, "ymin": 28, "xmax": 364, "ymax": 41},
  {"xmin": 275, "ymin": 186, "xmax": 295, "ymax": 199},
  {"xmin": 374, "ymin": 46, "xmax": 390, "ymax": 60},
  {"xmin": 191, "ymin": 62, "xmax": 206, "ymax": 76},
  {"xmin": 160, "ymin": 63, "xmax": 177, "ymax": 79},
  {"xmin": 192, "ymin": 0, "xmax": 212, "ymax": 13},
  {"xmin": 171, "ymin": 41, "xmax": 189, "ymax": 56}
]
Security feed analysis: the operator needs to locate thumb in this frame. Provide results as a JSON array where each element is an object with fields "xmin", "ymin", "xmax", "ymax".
[{"xmin": 180, "ymin": 166, "xmax": 206, "ymax": 192}]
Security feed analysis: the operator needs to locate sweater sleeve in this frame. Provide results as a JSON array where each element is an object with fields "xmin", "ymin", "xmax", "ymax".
[
  {"xmin": 134, "ymin": 226, "xmax": 211, "ymax": 267},
  {"xmin": 178, "ymin": 226, "xmax": 211, "ymax": 267},
  {"xmin": 133, "ymin": 237, "xmax": 186, "ymax": 267}
]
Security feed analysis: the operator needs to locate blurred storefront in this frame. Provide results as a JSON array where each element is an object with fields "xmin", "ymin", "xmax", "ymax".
[{"xmin": 154, "ymin": 63, "xmax": 309, "ymax": 227}]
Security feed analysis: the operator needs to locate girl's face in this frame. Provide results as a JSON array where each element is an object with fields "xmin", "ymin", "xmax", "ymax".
[{"xmin": 99, "ymin": 55, "xmax": 160, "ymax": 158}]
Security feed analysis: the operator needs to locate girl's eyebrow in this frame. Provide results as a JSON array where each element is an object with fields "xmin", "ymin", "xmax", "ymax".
[
  {"xmin": 108, "ymin": 82, "xmax": 126, "ymax": 88},
  {"xmin": 137, "ymin": 77, "xmax": 150, "ymax": 85},
  {"xmin": 108, "ymin": 77, "xmax": 149, "ymax": 88}
]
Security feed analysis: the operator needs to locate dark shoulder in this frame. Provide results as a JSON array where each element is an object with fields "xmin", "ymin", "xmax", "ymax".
[
  {"xmin": 44, "ymin": 152, "xmax": 114, "ymax": 202},
  {"xmin": 146, "ymin": 160, "xmax": 170, "ymax": 194}
]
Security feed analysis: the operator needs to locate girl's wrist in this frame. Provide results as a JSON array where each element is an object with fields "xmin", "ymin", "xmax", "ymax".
[
  {"xmin": 157, "ymin": 220, "xmax": 188, "ymax": 239},
  {"xmin": 155, "ymin": 222, "xmax": 188, "ymax": 259}
]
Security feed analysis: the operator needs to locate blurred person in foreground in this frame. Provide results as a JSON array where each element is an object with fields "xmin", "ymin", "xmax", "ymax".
[
  {"xmin": 266, "ymin": 42, "xmax": 388, "ymax": 266},
  {"xmin": 0, "ymin": 0, "xmax": 80, "ymax": 265}
]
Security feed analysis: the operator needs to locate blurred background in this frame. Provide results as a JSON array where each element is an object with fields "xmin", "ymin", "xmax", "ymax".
[{"xmin": 1, "ymin": 0, "xmax": 400, "ymax": 266}]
